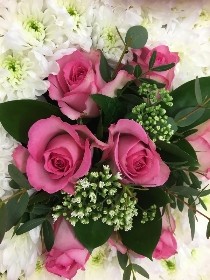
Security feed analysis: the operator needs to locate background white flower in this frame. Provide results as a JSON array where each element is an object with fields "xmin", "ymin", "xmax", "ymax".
[
  {"xmin": 3, "ymin": 0, "xmax": 64, "ymax": 55},
  {"xmin": 0, "ymin": 124, "xmax": 17, "ymax": 199},
  {"xmin": 0, "ymin": 50, "xmax": 51, "ymax": 102},
  {"xmin": 92, "ymin": 4, "xmax": 142, "ymax": 65},
  {"xmin": 46, "ymin": 0, "xmax": 94, "ymax": 52},
  {"xmin": 0, "ymin": 226, "xmax": 41, "ymax": 280}
]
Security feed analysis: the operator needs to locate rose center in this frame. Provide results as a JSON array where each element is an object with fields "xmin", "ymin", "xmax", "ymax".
[
  {"xmin": 155, "ymin": 53, "xmax": 166, "ymax": 65},
  {"xmin": 51, "ymin": 157, "xmax": 67, "ymax": 171},
  {"xmin": 70, "ymin": 65, "xmax": 87, "ymax": 84},
  {"xmin": 49, "ymin": 153, "xmax": 70, "ymax": 173},
  {"xmin": 133, "ymin": 157, "xmax": 147, "ymax": 171},
  {"xmin": 44, "ymin": 149, "xmax": 73, "ymax": 177}
]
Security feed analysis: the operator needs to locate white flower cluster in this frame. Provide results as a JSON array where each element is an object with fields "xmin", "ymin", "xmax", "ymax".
[{"xmin": 0, "ymin": 0, "xmax": 210, "ymax": 279}]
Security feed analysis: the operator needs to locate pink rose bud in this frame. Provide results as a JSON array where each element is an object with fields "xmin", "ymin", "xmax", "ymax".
[
  {"xmin": 153, "ymin": 212, "xmax": 177, "ymax": 260},
  {"xmin": 46, "ymin": 217, "xmax": 90, "ymax": 279},
  {"xmin": 131, "ymin": 45, "xmax": 179, "ymax": 89}
]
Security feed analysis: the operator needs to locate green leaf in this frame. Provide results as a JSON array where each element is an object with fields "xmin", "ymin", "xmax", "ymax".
[
  {"xmin": 167, "ymin": 77, "xmax": 210, "ymax": 130},
  {"xmin": 123, "ymin": 265, "xmax": 132, "ymax": 280},
  {"xmin": 9, "ymin": 180, "xmax": 20, "ymax": 190},
  {"xmin": 99, "ymin": 51, "xmax": 112, "ymax": 82},
  {"xmin": 5, "ymin": 192, "xmax": 29, "ymax": 231},
  {"xmin": 132, "ymin": 264, "xmax": 149, "ymax": 279},
  {"xmin": 120, "ymin": 209, "xmax": 162, "ymax": 259},
  {"xmin": 177, "ymin": 196, "xmax": 184, "ymax": 212},
  {"xmin": 125, "ymin": 26, "xmax": 148, "ymax": 49},
  {"xmin": 195, "ymin": 77, "xmax": 202, "ymax": 105},
  {"xmin": 157, "ymin": 141, "xmax": 198, "ymax": 167},
  {"xmin": 176, "ymin": 140, "xmax": 197, "ymax": 161},
  {"xmin": 117, "ymin": 252, "xmax": 128, "ymax": 269},
  {"xmin": 137, "ymin": 188, "xmax": 170, "ymax": 209},
  {"xmin": 134, "ymin": 65, "xmax": 142, "ymax": 78},
  {"xmin": 32, "ymin": 204, "xmax": 51, "ymax": 216},
  {"xmin": 0, "ymin": 203, "xmax": 7, "ymax": 243},
  {"xmin": 74, "ymin": 220, "xmax": 113, "ymax": 252},
  {"xmin": 8, "ymin": 164, "xmax": 31, "ymax": 190},
  {"xmin": 29, "ymin": 191, "xmax": 50, "ymax": 205},
  {"xmin": 42, "ymin": 220, "xmax": 54, "ymax": 251},
  {"xmin": 176, "ymin": 170, "xmax": 191, "ymax": 185},
  {"xmin": 149, "ymin": 51, "xmax": 157, "ymax": 69},
  {"xmin": 188, "ymin": 208, "xmax": 195, "ymax": 240},
  {"xmin": 139, "ymin": 78, "xmax": 166, "ymax": 88},
  {"xmin": 152, "ymin": 63, "xmax": 175, "ymax": 72},
  {"xmin": 199, "ymin": 198, "xmax": 207, "ymax": 211},
  {"xmin": 91, "ymin": 95, "xmax": 127, "ymax": 127},
  {"xmin": 181, "ymin": 129, "xmax": 198, "ymax": 138},
  {"xmin": 174, "ymin": 107, "xmax": 205, "ymax": 127},
  {"xmin": 199, "ymin": 189, "xmax": 210, "ymax": 197},
  {"xmin": 206, "ymin": 221, "xmax": 210, "ymax": 239},
  {"xmin": 189, "ymin": 172, "xmax": 201, "ymax": 189},
  {"xmin": 123, "ymin": 65, "xmax": 134, "ymax": 75},
  {"xmin": 169, "ymin": 185, "xmax": 199, "ymax": 197},
  {"xmin": 0, "ymin": 100, "xmax": 66, "ymax": 144},
  {"xmin": 167, "ymin": 117, "xmax": 178, "ymax": 133},
  {"xmin": 16, "ymin": 217, "xmax": 46, "ymax": 235}
]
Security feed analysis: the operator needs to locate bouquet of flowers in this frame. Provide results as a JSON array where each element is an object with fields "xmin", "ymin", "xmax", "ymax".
[{"xmin": 1, "ymin": 1, "xmax": 210, "ymax": 280}]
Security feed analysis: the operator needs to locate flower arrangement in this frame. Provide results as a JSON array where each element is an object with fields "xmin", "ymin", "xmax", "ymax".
[{"xmin": 1, "ymin": 1, "xmax": 210, "ymax": 280}]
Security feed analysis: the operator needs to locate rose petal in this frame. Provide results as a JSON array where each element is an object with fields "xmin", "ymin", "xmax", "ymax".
[
  {"xmin": 12, "ymin": 145, "xmax": 29, "ymax": 173},
  {"xmin": 100, "ymin": 70, "xmax": 133, "ymax": 97},
  {"xmin": 26, "ymin": 156, "xmax": 71, "ymax": 193}
]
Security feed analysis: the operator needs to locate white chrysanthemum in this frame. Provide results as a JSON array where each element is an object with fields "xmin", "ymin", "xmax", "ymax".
[
  {"xmin": 92, "ymin": 5, "xmax": 142, "ymax": 65},
  {"xmin": 0, "ymin": 226, "xmax": 41, "ymax": 280},
  {"xmin": 2, "ymin": 0, "xmax": 64, "ymax": 56},
  {"xmin": 73, "ymin": 245, "xmax": 122, "ymax": 280},
  {"xmin": 46, "ymin": 0, "xmax": 93, "ymax": 51},
  {"xmin": 0, "ymin": 50, "xmax": 50, "ymax": 102},
  {"xmin": 0, "ymin": 124, "xmax": 17, "ymax": 198},
  {"xmin": 0, "ymin": 0, "xmax": 17, "ymax": 54}
]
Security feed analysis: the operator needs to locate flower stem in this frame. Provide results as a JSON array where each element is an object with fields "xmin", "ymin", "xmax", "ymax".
[
  {"xmin": 112, "ymin": 45, "xmax": 128, "ymax": 79},
  {"xmin": 166, "ymin": 189, "xmax": 210, "ymax": 221}
]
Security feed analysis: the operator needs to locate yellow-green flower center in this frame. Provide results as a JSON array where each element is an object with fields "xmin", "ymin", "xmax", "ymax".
[
  {"xmin": 67, "ymin": 6, "xmax": 78, "ymax": 16},
  {"xmin": 2, "ymin": 55, "xmax": 24, "ymax": 86},
  {"xmin": 162, "ymin": 258, "xmax": 176, "ymax": 272},
  {"xmin": 103, "ymin": 27, "xmax": 117, "ymax": 47},
  {"xmin": 200, "ymin": 10, "xmax": 210, "ymax": 22},
  {"xmin": 35, "ymin": 259, "xmax": 44, "ymax": 272},
  {"xmin": 90, "ymin": 249, "xmax": 106, "ymax": 266},
  {"xmin": 24, "ymin": 18, "xmax": 45, "ymax": 41}
]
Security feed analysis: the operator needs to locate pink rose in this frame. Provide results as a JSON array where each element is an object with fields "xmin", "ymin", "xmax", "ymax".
[
  {"xmin": 48, "ymin": 50, "xmax": 132, "ymax": 120},
  {"xmin": 102, "ymin": 119, "xmax": 170, "ymax": 187},
  {"xmin": 187, "ymin": 120, "xmax": 210, "ymax": 179},
  {"xmin": 153, "ymin": 212, "xmax": 177, "ymax": 259},
  {"xmin": 13, "ymin": 116, "xmax": 107, "ymax": 194},
  {"xmin": 131, "ymin": 45, "xmax": 179, "ymax": 89},
  {"xmin": 46, "ymin": 218, "xmax": 90, "ymax": 279}
]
